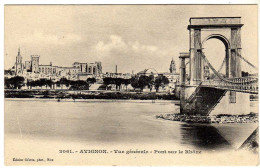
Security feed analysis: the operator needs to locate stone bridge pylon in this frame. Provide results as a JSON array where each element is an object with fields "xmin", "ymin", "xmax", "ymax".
[
  {"xmin": 177, "ymin": 17, "xmax": 255, "ymax": 116},
  {"xmin": 188, "ymin": 17, "xmax": 243, "ymax": 85}
]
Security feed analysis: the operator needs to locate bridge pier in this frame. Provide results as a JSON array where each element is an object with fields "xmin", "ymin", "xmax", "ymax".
[
  {"xmin": 180, "ymin": 86, "xmax": 251, "ymax": 116},
  {"xmin": 211, "ymin": 91, "xmax": 250, "ymax": 115},
  {"xmin": 179, "ymin": 52, "xmax": 190, "ymax": 114}
]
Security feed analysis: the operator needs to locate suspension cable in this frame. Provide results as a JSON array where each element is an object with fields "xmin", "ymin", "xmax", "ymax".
[
  {"xmin": 236, "ymin": 51, "xmax": 257, "ymax": 70},
  {"xmin": 210, "ymin": 57, "xmax": 225, "ymax": 79},
  {"xmin": 217, "ymin": 58, "xmax": 226, "ymax": 73},
  {"xmin": 201, "ymin": 52, "xmax": 258, "ymax": 84}
]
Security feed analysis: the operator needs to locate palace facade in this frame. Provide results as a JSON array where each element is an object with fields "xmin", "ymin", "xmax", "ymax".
[{"xmin": 10, "ymin": 48, "xmax": 102, "ymax": 81}]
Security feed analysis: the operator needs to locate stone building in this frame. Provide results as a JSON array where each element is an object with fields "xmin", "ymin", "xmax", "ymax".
[
  {"xmin": 204, "ymin": 65, "xmax": 210, "ymax": 80},
  {"xmin": 169, "ymin": 58, "xmax": 176, "ymax": 74},
  {"xmin": 72, "ymin": 61, "xmax": 102, "ymax": 75},
  {"xmin": 137, "ymin": 68, "xmax": 158, "ymax": 77},
  {"xmin": 74, "ymin": 61, "xmax": 103, "ymax": 80},
  {"xmin": 39, "ymin": 63, "xmax": 55, "ymax": 75},
  {"xmin": 24, "ymin": 61, "xmax": 32, "ymax": 71},
  {"xmin": 14, "ymin": 48, "xmax": 23, "ymax": 75},
  {"xmin": 31, "ymin": 55, "xmax": 40, "ymax": 73},
  {"xmin": 9, "ymin": 48, "xmax": 103, "ymax": 81},
  {"xmin": 102, "ymin": 72, "xmax": 132, "ymax": 79}
]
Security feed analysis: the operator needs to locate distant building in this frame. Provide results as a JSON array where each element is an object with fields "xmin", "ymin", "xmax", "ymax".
[
  {"xmin": 204, "ymin": 65, "xmax": 210, "ymax": 80},
  {"xmin": 72, "ymin": 61, "xmax": 102, "ymax": 75},
  {"xmin": 137, "ymin": 68, "xmax": 158, "ymax": 77},
  {"xmin": 8, "ymin": 48, "xmax": 102, "ymax": 81},
  {"xmin": 73, "ymin": 61, "xmax": 102, "ymax": 80},
  {"xmin": 24, "ymin": 61, "xmax": 32, "ymax": 72},
  {"xmin": 159, "ymin": 72, "xmax": 179, "ymax": 83},
  {"xmin": 136, "ymin": 58, "xmax": 180, "ymax": 92},
  {"xmin": 169, "ymin": 58, "xmax": 176, "ymax": 74},
  {"xmin": 14, "ymin": 48, "xmax": 23, "ymax": 75},
  {"xmin": 102, "ymin": 72, "xmax": 132, "ymax": 79},
  {"xmin": 31, "ymin": 55, "xmax": 40, "ymax": 73}
]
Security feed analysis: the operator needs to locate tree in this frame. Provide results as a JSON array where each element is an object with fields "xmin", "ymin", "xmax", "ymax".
[
  {"xmin": 26, "ymin": 79, "xmax": 31, "ymax": 89},
  {"xmin": 87, "ymin": 78, "xmax": 96, "ymax": 85},
  {"xmin": 59, "ymin": 77, "xmax": 70, "ymax": 89},
  {"xmin": 138, "ymin": 75, "xmax": 150, "ymax": 92},
  {"xmin": 46, "ymin": 79, "xmax": 53, "ymax": 89},
  {"xmin": 70, "ymin": 80, "xmax": 89, "ymax": 90},
  {"xmin": 5, "ymin": 76, "xmax": 25, "ymax": 89},
  {"xmin": 155, "ymin": 75, "xmax": 169, "ymax": 92},
  {"xmin": 242, "ymin": 71, "xmax": 250, "ymax": 77},
  {"xmin": 4, "ymin": 70, "xmax": 15, "ymax": 76},
  {"xmin": 26, "ymin": 80, "xmax": 35, "ymax": 89},
  {"xmin": 55, "ymin": 80, "xmax": 61, "ymax": 88},
  {"xmin": 122, "ymin": 78, "xmax": 131, "ymax": 91},
  {"xmin": 38, "ymin": 79, "xmax": 46, "ymax": 89},
  {"xmin": 103, "ymin": 77, "xmax": 112, "ymax": 90},
  {"xmin": 161, "ymin": 75, "xmax": 169, "ymax": 88},
  {"xmin": 114, "ymin": 78, "xmax": 123, "ymax": 91},
  {"xmin": 130, "ymin": 75, "xmax": 139, "ymax": 91},
  {"xmin": 148, "ymin": 74, "xmax": 155, "ymax": 92},
  {"xmin": 4, "ymin": 77, "xmax": 11, "ymax": 89},
  {"xmin": 154, "ymin": 78, "xmax": 161, "ymax": 92}
]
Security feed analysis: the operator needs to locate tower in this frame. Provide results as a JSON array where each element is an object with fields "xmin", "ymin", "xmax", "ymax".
[
  {"xmin": 31, "ymin": 55, "xmax": 40, "ymax": 73},
  {"xmin": 188, "ymin": 17, "xmax": 243, "ymax": 85},
  {"xmin": 169, "ymin": 58, "xmax": 176, "ymax": 74},
  {"xmin": 15, "ymin": 48, "xmax": 23, "ymax": 75},
  {"xmin": 204, "ymin": 65, "xmax": 210, "ymax": 80},
  {"xmin": 95, "ymin": 61, "xmax": 102, "ymax": 74}
]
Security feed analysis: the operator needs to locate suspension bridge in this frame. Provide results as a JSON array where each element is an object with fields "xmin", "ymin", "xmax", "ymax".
[
  {"xmin": 200, "ymin": 51, "xmax": 258, "ymax": 94},
  {"xmin": 178, "ymin": 17, "xmax": 258, "ymax": 116}
]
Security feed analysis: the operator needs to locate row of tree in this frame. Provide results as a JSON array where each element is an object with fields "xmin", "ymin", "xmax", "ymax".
[
  {"xmin": 103, "ymin": 77, "xmax": 131, "ymax": 90},
  {"xmin": 5, "ymin": 75, "xmax": 169, "ymax": 92},
  {"xmin": 5, "ymin": 76, "xmax": 25, "ymax": 89},
  {"xmin": 103, "ymin": 75, "xmax": 169, "ymax": 92},
  {"xmin": 27, "ymin": 77, "xmax": 96, "ymax": 90},
  {"xmin": 5, "ymin": 76, "xmax": 96, "ymax": 90},
  {"xmin": 131, "ymin": 75, "xmax": 169, "ymax": 92}
]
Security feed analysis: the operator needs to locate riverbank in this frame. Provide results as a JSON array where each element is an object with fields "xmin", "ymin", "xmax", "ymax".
[
  {"xmin": 156, "ymin": 113, "xmax": 258, "ymax": 124},
  {"xmin": 4, "ymin": 89, "xmax": 178, "ymax": 100}
]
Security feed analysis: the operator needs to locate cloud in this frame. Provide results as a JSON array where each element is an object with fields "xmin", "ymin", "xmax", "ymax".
[
  {"xmin": 91, "ymin": 35, "xmax": 173, "ymax": 73},
  {"xmin": 130, "ymin": 41, "xmax": 158, "ymax": 53},
  {"xmin": 95, "ymin": 35, "xmax": 127, "ymax": 52},
  {"xmin": 20, "ymin": 30, "xmax": 82, "ymax": 46}
]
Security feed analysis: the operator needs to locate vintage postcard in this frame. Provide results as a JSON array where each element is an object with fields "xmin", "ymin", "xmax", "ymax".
[{"xmin": 4, "ymin": 5, "xmax": 259, "ymax": 166}]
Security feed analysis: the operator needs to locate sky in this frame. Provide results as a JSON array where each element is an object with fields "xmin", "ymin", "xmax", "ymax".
[{"xmin": 4, "ymin": 5, "xmax": 258, "ymax": 73}]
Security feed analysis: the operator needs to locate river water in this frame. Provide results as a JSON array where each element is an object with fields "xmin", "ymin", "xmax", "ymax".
[{"xmin": 5, "ymin": 99, "xmax": 258, "ymax": 151}]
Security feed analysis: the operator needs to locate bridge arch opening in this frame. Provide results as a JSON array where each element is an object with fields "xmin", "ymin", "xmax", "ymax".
[
  {"xmin": 188, "ymin": 17, "xmax": 243, "ymax": 85},
  {"xmin": 202, "ymin": 34, "xmax": 230, "ymax": 49},
  {"xmin": 202, "ymin": 34, "xmax": 230, "ymax": 79}
]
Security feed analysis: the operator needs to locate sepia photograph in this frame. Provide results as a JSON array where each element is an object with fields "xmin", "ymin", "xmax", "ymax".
[{"xmin": 3, "ymin": 4, "xmax": 259, "ymax": 166}]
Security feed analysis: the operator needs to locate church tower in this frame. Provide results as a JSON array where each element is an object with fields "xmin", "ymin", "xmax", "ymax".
[
  {"xmin": 15, "ymin": 48, "xmax": 23, "ymax": 75},
  {"xmin": 204, "ymin": 65, "xmax": 210, "ymax": 80},
  {"xmin": 169, "ymin": 58, "xmax": 176, "ymax": 74}
]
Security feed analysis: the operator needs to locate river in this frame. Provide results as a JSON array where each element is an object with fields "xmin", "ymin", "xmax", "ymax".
[{"xmin": 4, "ymin": 98, "xmax": 259, "ymax": 166}]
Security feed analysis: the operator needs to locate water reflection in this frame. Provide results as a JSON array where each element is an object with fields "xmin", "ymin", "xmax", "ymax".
[{"xmin": 180, "ymin": 123, "xmax": 232, "ymax": 150}]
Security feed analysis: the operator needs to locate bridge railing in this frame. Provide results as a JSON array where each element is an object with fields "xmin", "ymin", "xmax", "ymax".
[
  {"xmin": 202, "ymin": 78, "xmax": 258, "ymax": 94},
  {"xmin": 228, "ymin": 77, "xmax": 258, "ymax": 83}
]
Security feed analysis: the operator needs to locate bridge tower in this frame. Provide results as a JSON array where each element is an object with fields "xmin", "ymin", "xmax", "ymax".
[
  {"xmin": 177, "ymin": 17, "xmax": 257, "ymax": 116},
  {"xmin": 179, "ymin": 52, "xmax": 190, "ymax": 114},
  {"xmin": 188, "ymin": 17, "xmax": 243, "ymax": 85}
]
